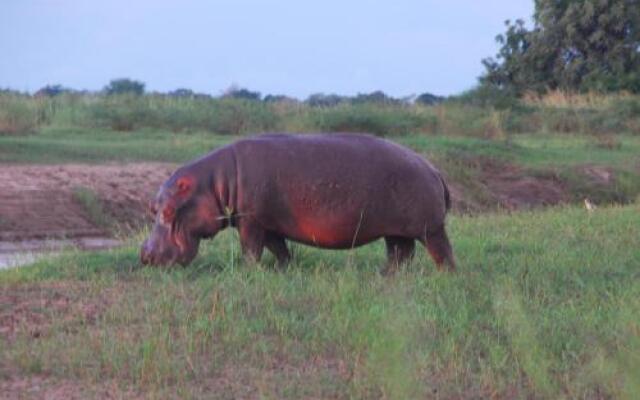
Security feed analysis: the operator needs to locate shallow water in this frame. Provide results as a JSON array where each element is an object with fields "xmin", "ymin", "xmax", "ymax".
[{"xmin": 0, "ymin": 237, "xmax": 121, "ymax": 269}]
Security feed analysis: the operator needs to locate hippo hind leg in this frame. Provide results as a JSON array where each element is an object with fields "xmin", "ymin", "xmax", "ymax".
[
  {"xmin": 264, "ymin": 231, "xmax": 291, "ymax": 268},
  {"xmin": 382, "ymin": 236, "xmax": 415, "ymax": 276},
  {"xmin": 421, "ymin": 225, "xmax": 456, "ymax": 272}
]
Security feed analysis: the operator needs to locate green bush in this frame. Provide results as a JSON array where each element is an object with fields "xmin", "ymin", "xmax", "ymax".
[
  {"xmin": 310, "ymin": 104, "xmax": 437, "ymax": 136},
  {"xmin": 4, "ymin": 90, "xmax": 640, "ymax": 137},
  {"xmin": 89, "ymin": 95, "xmax": 154, "ymax": 131},
  {"xmin": 0, "ymin": 94, "xmax": 47, "ymax": 135},
  {"xmin": 103, "ymin": 78, "xmax": 145, "ymax": 96},
  {"xmin": 452, "ymin": 85, "xmax": 522, "ymax": 110},
  {"xmin": 84, "ymin": 95, "xmax": 281, "ymax": 134}
]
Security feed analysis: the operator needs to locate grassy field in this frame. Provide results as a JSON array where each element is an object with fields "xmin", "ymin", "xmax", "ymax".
[
  {"xmin": 1, "ymin": 90, "xmax": 639, "ymax": 397},
  {"xmin": 1, "ymin": 204, "xmax": 639, "ymax": 398},
  {"xmin": 0, "ymin": 128, "xmax": 640, "ymax": 168},
  {"xmin": 2, "ymin": 126, "xmax": 640, "ymax": 168}
]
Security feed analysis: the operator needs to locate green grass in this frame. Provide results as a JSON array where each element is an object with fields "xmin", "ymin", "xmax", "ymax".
[
  {"xmin": 3, "ymin": 127, "xmax": 640, "ymax": 169},
  {"xmin": 1, "ymin": 204, "xmax": 639, "ymax": 398},
  {"xmin": 0, "ymin": 127, "xmax": 230, "ymax": 164},
  {"xmin": 401, "ymin": 134, "xmax": 640, "ymax": 169}
]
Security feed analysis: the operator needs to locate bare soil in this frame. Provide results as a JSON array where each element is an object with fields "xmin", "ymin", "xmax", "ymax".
[
  {"xmin": 0, "ymin": 163, "xmax": 174, "ymax": 241},
  {"xmin": 0, "ymin": 374, "xmax": 142, "ymax": 400},
  {"xmin": 444, "ymin": 158, "xmax": 572, "ymax": 212},
  {"xmin": 480, "ymin": 161, "xmax": 568, "ymax": 210}
]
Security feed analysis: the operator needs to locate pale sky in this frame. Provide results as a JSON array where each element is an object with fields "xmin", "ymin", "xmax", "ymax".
[{"xmin": 0, "ymin": 0, "xmax": 534, "ymax": 98}]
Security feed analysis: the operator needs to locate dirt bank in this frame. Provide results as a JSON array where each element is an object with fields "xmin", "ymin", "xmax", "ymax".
[{"xmin": 0, "ymin": 163, "xmax": 174, "ymax": 242}]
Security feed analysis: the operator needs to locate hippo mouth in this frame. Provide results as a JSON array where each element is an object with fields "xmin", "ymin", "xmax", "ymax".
[{"xmin": 140, "ymin": 224, "xmax": 200, "ymax": 266}]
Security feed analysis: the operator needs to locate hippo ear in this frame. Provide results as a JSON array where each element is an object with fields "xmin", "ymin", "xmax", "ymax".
[{"xmin": 176, "ymin": 177, "xmax": 193, "ymax": 194}]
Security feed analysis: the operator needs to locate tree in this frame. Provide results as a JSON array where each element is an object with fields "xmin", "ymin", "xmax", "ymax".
[
  {"xmin": 305, "ymin": 93, "xmax": 348, "ymax": 107},
  {"xmin": 34, "ymin": 84, "xmax": 69, "ymax": 97},
  {"xmin": 222, "ymin": 85, "xmax": 261, "ymax": 101},
  {"xmin": 263, "ymin": 94, "xmax": 298, "ymax": 103},
  {"xmin": 415, "ymin": 92, "xmax": 445, "ymax": 105},
  {"xmin": 482, "ymin": 0, "xmax": 640, "ymax": 93},
  {"xmin": 351, "ymin": 91, "xmax": 400, "ymax": 105},
  {"xmin": 168, "ymin": 88, "xmax": 195, "ymax": 98},
  {"xmin": 103, "ymin": 78, "xmax": 145, "ymax": 95}
]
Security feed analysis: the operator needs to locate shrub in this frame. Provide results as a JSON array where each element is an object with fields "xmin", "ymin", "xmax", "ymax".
[
  {"xmin": 311, "ymin": 104, "xmax": 437, "ymax": 136},
  {"xmin": 305, "ymin": 93, "xmax": 348, "ymax": 107},
  {"xmin": 3, "ymin": 87, "xmax": 640, "ymax": 137},
  {"xmin": 103, "ymin": 78, "xmax": 145, "ymax": 96},
  {"xmin": 221, "ymin": 86, "xmax": 261, "ymax": 101},
  {"xmin": 612, "ymin": 97, "xmax": 640, "ymax": 133},
  {"xmin": 34, "ymin": 84, "xmax": 70, "ymax": 97},
  {"xmin": 89, "ymin": 95, "xmax": 153, "ymax": 131},
  {"xmin": 168, "ymin": 88, "xmax": 195, "ymax": 98},
  {"xmin": 83, "ymin": 95, "xmax": 281, "ymax": 134},
  {"xmin": 351, "ymin": 91, "xmax": 400, "ymax": 105},
  {"xmin": 415, "ymin": 92, "xmax": 445, "ymax": 105},
  {"xmin": 208, "ymin": 99, "xmax": 279, "ymax": 135},
  {"xmin": 452, "ymin": 85, "xmax": 522, "ymax": 110},
  {"xmin": 0, "ymin": 94, "xmax": 44, "ymax": 135}
]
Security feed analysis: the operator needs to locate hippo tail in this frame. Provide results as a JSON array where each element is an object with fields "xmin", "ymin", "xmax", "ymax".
[{"xmin": 440, "ymin": 174, "xmax": 451, "ymax": 212}]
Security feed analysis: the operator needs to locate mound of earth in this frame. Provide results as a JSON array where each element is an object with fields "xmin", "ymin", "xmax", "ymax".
[
  {"xmin": 442, "ymin": 157, "xmax": 572, "ymax": 213},
  {"xmin": 0, "ymin": 163, "xmax": 174, "ymax": 241},
  {"xmin": 481, "ymin": 162, "xmax": 568, "ymax": 210}
]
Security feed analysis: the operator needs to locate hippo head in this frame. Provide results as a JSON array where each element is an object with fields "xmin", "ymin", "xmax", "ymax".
[{"xmin": 140, "ymin": 169, "xmax": 223, "ymax": 266}]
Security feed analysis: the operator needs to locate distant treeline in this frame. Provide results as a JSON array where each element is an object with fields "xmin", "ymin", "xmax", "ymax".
[
  {"xmin": 1, "ymin": 78, "xmax": 446, "ymax": 106},
  {"xmin": 1, "ymin": 79, "xmax": 639, "ymax": 137}
]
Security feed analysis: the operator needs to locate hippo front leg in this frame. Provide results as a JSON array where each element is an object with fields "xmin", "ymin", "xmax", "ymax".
[{"xmin": 238, "ymin": 220, "xmax": 265, "ymax": 263}]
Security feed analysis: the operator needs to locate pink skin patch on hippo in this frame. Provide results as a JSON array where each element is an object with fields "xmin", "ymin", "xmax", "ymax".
[
  {"xmin": 292, "ymin": 210, "xmax": 369, "ymax": 248},
  {"xmin": 296, "ymin": 217, "xmax": 341, "ymax": 246},
  {"xmin": 159, "ymin": 176, "xmax": 194, "ymax": 225},
  {"xmin": 176, "ymin": 176, "xmax": 192, "ymax": 195},
  {"xmin": 290, "ymin": 197, "xmax": 372, "ymax": 248}
]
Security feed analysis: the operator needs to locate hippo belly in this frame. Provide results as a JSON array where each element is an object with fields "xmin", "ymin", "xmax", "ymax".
[{"xmin": 282, "ymin": 210, "xmax": 380, "ymax": 249}]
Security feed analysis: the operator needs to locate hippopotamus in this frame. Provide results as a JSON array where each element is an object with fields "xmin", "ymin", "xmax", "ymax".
[{"xmin": 140, "ymin": 133, "xmax": 455, "ymax": 274}]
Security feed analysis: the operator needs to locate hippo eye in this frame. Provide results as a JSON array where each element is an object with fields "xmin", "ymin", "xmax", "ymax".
[{"xmin": 176, "ymin": 177, "xmax": 192, "ymax": 194}]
